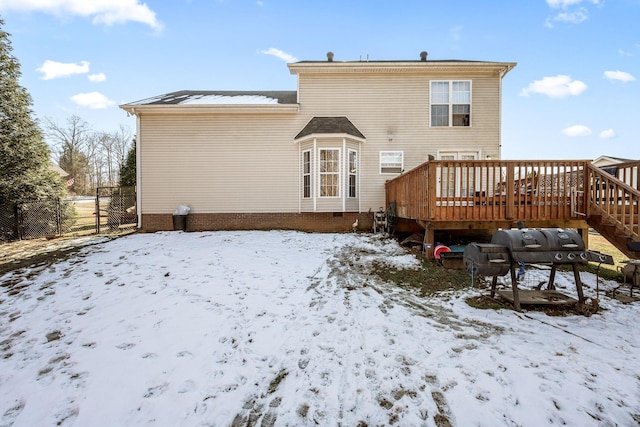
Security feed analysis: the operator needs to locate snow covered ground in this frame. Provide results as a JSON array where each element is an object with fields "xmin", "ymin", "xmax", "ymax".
[{"xmin": 0, "ymin": 230, "xmax": 639, "ymax": 426}]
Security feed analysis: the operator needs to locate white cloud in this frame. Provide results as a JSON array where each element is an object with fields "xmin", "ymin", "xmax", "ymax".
[
  {"xmin": 599, "ymin": 129, "xmax": 616, "ymax": 139},
  {"xmin": 553, "ymin": 8, "xmax": 589, "ymax": 24},
  {"xmin": 37, "ymin": 59, "xmax": 89, "ymax": 80},
  {"xmin": 259, "ymin": 48, "xmax": 298, "ymax": 63},
  {"xmin": 70, "ymin": 92, "xmax": 115, "ymax": 109},
  {"xmin": 0, "ymin": 0, "xmax": 163, "ymax": 30},
  {"xmin": 562, "ymin": 125, "xmax": 592, "ymax": 137},
  {"xmin": 546, "ymin": 0, "xmax": 600, "ymax": 8},
  {"xmin": 604, "ymin": 70, "xmax": 636, "ymax": 83},
  {"xmin": 545, "ymin": 0, "xmax": 600, "ymax": 26},
  {"xmin": 547, "ymin": 0, "xmax": 582, "ymax": 8},
  {"xmin": 88, "ymin": 72, "xmax": 106, "ymax": 82},
  {"xmin": 520, "ymin": 75, "xmax": 587, "ymax": 98},
  {"xmin": 618, "ymin": 49, "xmax": 633, "ymax": 57}
]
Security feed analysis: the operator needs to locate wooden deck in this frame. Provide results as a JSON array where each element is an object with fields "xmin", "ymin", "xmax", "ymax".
[{"xmin": 385, "ymin": 160, "xmax": 640, "ymax": 258}]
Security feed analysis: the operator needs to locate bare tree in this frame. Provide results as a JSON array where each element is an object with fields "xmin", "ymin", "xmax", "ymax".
[
  {"xmin": 112, "ymin": 125, "xmax": 132, "ymax": 173},
  {"xmin": 45, "ymin": 115, "xmax": 133, "ymax": 194},
  {"xmin": 45, "ymin": 115, "xmax": 91, "ymax": 194},
  {"xmin": 84, "ymin": 132, "xmax": 105, "ymax": 190}
]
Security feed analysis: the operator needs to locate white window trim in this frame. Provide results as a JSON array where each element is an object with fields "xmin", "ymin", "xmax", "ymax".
[
  {"xmin": 347, "ymin": 149, "xmax": 358, "ymax": 198},
  {"xmin": 437, "ymin": 151, "xmax": 479, "ymax": 197},
  {"xmin": 380, "ymin": 151, "xmax": 404, "ymax": 175},
  {"xmin": 429, "ymin": 80, "xmax": 472, "ymax": 128},
  {"xmin": 302, "ymin": 149, "xmax": 312, "ymax": 199},
  {"xmin": 318, "ymin": 148, "xmax": 341, "ymax": 198}
]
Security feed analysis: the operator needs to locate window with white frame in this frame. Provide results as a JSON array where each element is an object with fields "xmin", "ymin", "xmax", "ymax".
[
  {"xmin": 380, "ymin": 151, "xmax": 403, "ymax": 174},
  {"xmin": 319, "ymin": 149, "xmax": 340, "ymax": 197},
  {"xmin": 302, "ymin": 150, "xmax": 311, "ymax": 198},
  {"xmin": 439, "ymin": 152, "xmax": 478, "ymax": 197},
  {"xmin": 430, "ymin": 80, "xmax": 471, "ymax": 127},
  {"xmin": 348, "ymin": 149, "xmax": 357, "ymax": 198},
  {"xmin": 440, "ymin": 154, "xmax": 456, "ymax": 197},
  {"xmin": 460, "ymin": 154, "xmax": 476, "ymax": 196}
]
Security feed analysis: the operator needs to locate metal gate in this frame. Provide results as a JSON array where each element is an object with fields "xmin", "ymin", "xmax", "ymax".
[{"xmin": 95, "ymin": 186, "xmax": 137, "ymax": 234}]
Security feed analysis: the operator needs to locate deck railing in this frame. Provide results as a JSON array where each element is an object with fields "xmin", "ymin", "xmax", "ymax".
[
  {"xmin": 385, "ymin": 160, "xmax": 590, "ymax": 224},
  {"xmin": 587, "ymin": 162, "xmax": 640, "ymax": 241}
]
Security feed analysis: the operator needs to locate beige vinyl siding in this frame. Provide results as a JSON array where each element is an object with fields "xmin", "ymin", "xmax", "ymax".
[
  {"xmin": 131, "ymin": 62, "xmax": 509, "ymax": 217},
  {"xmin": 297, "ymin": 71, "xmax": 502, "ymax": 211},
  {"xmin": 139, "ymin": 113, "xmax": 305, "ymax": 214}
]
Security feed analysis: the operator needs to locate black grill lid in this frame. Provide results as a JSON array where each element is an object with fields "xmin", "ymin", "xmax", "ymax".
[
  {"xmin": 540, "ymin": 229, "xmax": 585, "ymax": 251},
  {"xmin": 491, "ymin": 229, "xmax": 549, "ymax": 251}
]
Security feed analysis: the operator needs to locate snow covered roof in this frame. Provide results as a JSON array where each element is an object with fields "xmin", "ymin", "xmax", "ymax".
[{"xmin": 126, "ymin": 90, "xmax": 297, "ymax": 106}]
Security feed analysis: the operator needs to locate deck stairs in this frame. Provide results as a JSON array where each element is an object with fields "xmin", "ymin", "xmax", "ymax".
[{"xmin": 585, "ymin": 163, "xmax": 640, "ymax": 259}]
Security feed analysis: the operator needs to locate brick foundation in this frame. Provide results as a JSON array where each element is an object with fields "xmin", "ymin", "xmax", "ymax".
[{"xmin": 141, "ymin": 212, "xmax": 374, "ymax": 233}]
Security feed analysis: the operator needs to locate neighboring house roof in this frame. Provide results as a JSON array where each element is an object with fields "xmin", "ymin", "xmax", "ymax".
[
  {"xmin": 592, "ymin": 155, "xmax": 636, "ymax": 168},
  {"xmin": 49, "ymin": 161, "xmax": 69, "ymax": 177},
  {"xmin": 295, "ymin": 117, "xmax": 366, "ymax": 140},
  {"xmin": 126, "ymin": 90, "xmax": 297, "ymax": 106}
]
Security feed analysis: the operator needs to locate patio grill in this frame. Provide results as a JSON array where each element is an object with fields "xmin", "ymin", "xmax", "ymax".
[{"xmin": 463, "ymin": 228, "xmax": 614, "ymax": 310}]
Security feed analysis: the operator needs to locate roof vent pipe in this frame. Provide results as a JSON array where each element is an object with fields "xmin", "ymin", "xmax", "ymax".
[
  {"xmin": 420, "ymin": 51, "xmax": 428, "ymax": 61},
  {"xmin": 327, "ymin": 51, "xmax": 334, "ymax": 62}
]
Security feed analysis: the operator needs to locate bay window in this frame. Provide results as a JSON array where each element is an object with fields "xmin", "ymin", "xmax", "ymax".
[
  {"xmin": 319, "ymin": 149, "xmax": 340, "ymax": 197},
  {"xmin": 348, "ymin": 150, "xmax": 357, "ymax": 198},
  {"xmin": 302, "ymin": 150, "xmax": 311, "ymax": 198}
]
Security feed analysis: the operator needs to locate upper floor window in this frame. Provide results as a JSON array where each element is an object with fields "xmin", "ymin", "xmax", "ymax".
[
  {"xmin": 430, "ymin": 81, "xmax": 471, "ymax": 127},
  {"xmin": 380, "ymin": 151, "xmax": 403, "ymax": 174}
]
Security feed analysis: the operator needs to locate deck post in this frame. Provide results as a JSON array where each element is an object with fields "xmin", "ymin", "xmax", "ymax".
[
  {"xmin": 578, "ymin": 226, "xmax": 589, "ymax": 249},
  {"xmin": 422, "ymin": 226, "xmax": 435, "ymax": 258},
  {"xmin": 426, "ymin": 162, "xmax": 435, "ymax": 220},
  {"xmin": 506, "ymin": 165, "xmax": 515, "ymax": 220}
]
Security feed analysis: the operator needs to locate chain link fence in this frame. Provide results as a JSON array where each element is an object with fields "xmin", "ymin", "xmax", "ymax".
[
  {"xmin": 0, "ymin": 186, "xmax": 136, "ymax": 242},
  {"xmin": 0, "ymin": 204, "xmax": 19, "ymax": 242}
]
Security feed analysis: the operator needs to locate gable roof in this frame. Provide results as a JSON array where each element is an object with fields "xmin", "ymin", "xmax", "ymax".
[
  {"xmin": 593, "ymin": 155, "xmax": 634, "ymax": 164},
  {"xmin": 125, "ymin": 90, "xmax": 298, "ymax": 106},
  {"xmin": 295, "ymin": 117, "xmax": 365, "ymax": 140}
]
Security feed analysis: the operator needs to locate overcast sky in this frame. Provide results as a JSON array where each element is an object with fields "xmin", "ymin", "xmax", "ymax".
[{"xmin": 1, "ymin": 0, "xmax": 638, "ymax": 160}]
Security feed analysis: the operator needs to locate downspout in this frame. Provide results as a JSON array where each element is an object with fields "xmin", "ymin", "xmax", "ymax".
[
  {"xmin": 358, "ymin": 144, "xmax": 361, "ymax": 214},
  {"xmin": 497, "ymin": 68, "xmax": 507, "ymax": 160},
  {"xmin": 342, "ymin": 138, "xmax": 346, "ymax": 212},
  {"xmin": 298, "ymin": 143, "xmax": 301, "ymax": 214},
  {"xmin": 313, "ymin": 138, "xmax": 317, "ymax": 212},
  {"xmin": 135, "ymin": 111, "xmax": 142, "ymax": 229}
]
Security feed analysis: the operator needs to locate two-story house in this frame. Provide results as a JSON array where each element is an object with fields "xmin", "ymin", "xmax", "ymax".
[{"xmin": 120, "ymin": 51, "xmax": 516, "ymax": 232}]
